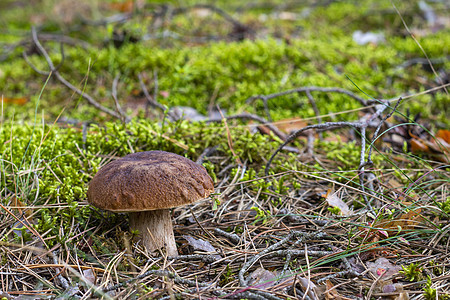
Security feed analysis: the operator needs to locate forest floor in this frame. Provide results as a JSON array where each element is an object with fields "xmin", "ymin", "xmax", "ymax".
[{"xmin": 0, "ymin": 0, "xmax": 449, "ymax": 299}]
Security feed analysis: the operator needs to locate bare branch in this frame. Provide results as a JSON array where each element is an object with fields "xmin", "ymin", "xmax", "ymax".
[
  {"xmin": 111, "ymin": 74, "xmax": 130, "ymax": 123},
  {"xmin": 26, "ymin": 27, "xmax": 125, "ymax": 121},
  {"xmin": 207, "ymin": 112, "xmax": 287, "ymax": 141},
  {"xmin": 138, "ymin": 72, "xmax": 167, "ymax": 113},
  {"xmin": 247, "ymin": 86, "xmax": 373, "ymax": 108}
]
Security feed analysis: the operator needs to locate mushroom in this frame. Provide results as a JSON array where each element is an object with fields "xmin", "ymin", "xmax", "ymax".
[{"xmin": 87, "ymin": 150, "xmax": 214, "ymax": 256}]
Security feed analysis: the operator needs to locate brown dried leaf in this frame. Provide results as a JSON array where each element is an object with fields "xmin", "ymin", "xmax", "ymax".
[
  {"xmin": 436, "ymin": 129, "xmax": 450, "ymax": 143},
  {"xmin": 257, "ymin": 117, "xmax": 309, "ymax": 142},
  {"xmin": 2, "ymin": 97, "xmax": 28, "ymax": 105},
  {"xmin": 274, "ymin": 117, "xmax": 308, "ymax": 134},
  {"xmin": 373, "ymin": 208, "xmax": 425, "ymax": 237},
  {"xmin": 410, "ymin": 130, "xmax": 450, "ymax": 163},
  {"xmin": 410, "ymin": 137, "xmax": 429, "ymax": 153},
  {"xmin": 325, "ymin": 280, "xmax": 344, "ymax": 300},
  {"xmin": 109, "ymin": 1, "xmax": 134, "ymax": 12}
]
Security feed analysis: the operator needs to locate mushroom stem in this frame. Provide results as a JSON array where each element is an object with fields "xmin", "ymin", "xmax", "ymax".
[{"xmin": 129, "ymin": 210, "xmax": 177, "ymax": 256}]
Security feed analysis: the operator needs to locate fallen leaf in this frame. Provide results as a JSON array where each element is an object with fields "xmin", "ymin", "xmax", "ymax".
[
  {"xmin": 191, "ymin": 8, "xmax": 212, "ymax": 18},
  {"xmin": 108, "ymin": 1, "xmax": 134, "ymax": 12},
  {"xmin": 256, "ymin": 117, "xmax": 308, "ymax": 141},
  {"xmin": 247, "ymin": 268, "xmax": 277, "ymax": 289},
  {"xmin": 410, "ymin": 130, "xmax": 450, "ymax": 163},
  {"xmin": 274, "ymin": 117, "xmax": 308, "ymax": 134},
  {"xmin": 367, "ymin": 257, "xmax": 402, "ymax": 279},
  {"xmin": 346, "ymin": 257, "xmax": 366, "ymax": 275},
  {"xmin": 82, "ymin": 269, "xmax": 96, "ymax": 285},
  {"xmin": 183, "ymin": 235, "xmax": 221, "ymax": 259},
  {"xmin": 277, "ymin": 12, "xmax": 298, "ymax": 21},
  {"xmin": 110, "ymin": 2, "xmax": 132, "ymax": 12},
  {"xmin": 298, "ymin": 277, "xmax": 320, "ymax": 300},
  {"xmin": 2, "ymin": 97, "xmax": 28, "ymax": 105},
  {"xmin": 387, "ymin": 178, "xmax": 404, "ymax": 189},
  {"xmin": 373, "ymin": 208, "xmax": 425, "ymax": 237},
  {"xmin": 323, "ymin": 189, "xmax": 353, "ymax": 216},
  {"xmin": 325, "ymin": 280, "xmax": 344, "ymax": 300},
  {"xmin": 12, "ymin": 196, "xmax": 32, "ymax": 217},
  {"xmin": 436, "ymin": 129, "xmax": 450, "ymax": 142},
  {"xmin": 169, "ymin": 106, "xmax": 206, "ymax": 121},
  {"xmin": 53, "ymin": 0, "xmax": 93, "ymax": 24}
]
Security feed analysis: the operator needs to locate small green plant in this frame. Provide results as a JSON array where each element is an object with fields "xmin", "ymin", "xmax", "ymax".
[
  {"xmin": 130, "ymin": 229, "xmax": 140, "ymax": 237},
  {"xmin": 437, "ymin": 197, "xmax": 450, "ymax": 216},
  {"xmin": 141, "ymin": 283, "xmax": 154, "ymax": 293},
  {"xmin": 12, "ymin": 225, "xmax": 33, "ymax": 244},
  {"xmin": 327, "ymin": 206, "xmax": 342, "ymax": 215},
  {"xmin": 211, "ymin": 193, "xmax": 221, "ymax": 210},
  {"xmin": 233, "ymin": 226, "xmax": 244, "ymax": 235},
  {"xmin": 251, "ymin": 206, "xmax": 271, "ymax": 224},
  {"xmin": 423, "ymin": 276, "xmax": 450, "ymax": 300},
  {"xmin": 427, "ymin": 260, "xmax": 443, "ymax": 276},
  {"xmin": 219, "ymin": 264, "xmax": 234, "ymax": 285},
  {"xmin": 400, "ymin": 262, "xmax": 423, "ymax": 282},
  {"xmin": 423, "ymin": 276, "xmax": 437, "ymax": 300}
]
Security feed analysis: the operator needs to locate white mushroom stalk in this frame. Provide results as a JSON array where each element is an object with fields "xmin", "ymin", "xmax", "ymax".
[{"xmin": 129, "ymin": 210, "xmax": 177, "ymax": 256}]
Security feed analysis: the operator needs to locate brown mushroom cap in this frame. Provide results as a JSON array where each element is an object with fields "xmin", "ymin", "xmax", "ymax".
[{"xmin": 87, "ymin": 151, "xmax": 214, "ymax": 212}]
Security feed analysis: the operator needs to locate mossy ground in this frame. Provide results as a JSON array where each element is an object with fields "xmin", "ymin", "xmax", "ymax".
[{"xmin": 0, "ymin": 0, "xmax": 449, "ymax": 299}]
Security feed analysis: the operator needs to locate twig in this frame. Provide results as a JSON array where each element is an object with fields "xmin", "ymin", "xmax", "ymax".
[
  {"xmin": 213, "ymin": 228, "xmax": 241, "ymax": 244},
  {"xmin": 397, "ymin": 56, "xmax": 450, "ymax": 70},
  {"xmin": 217, "ymin": 107, "xmax": 242, "ymax": 166},
  {"xmin": 138, "ymin": 72, "xmax": 169, "ymax": 115},
  {"xmin": 207, "ymin": 112, "xmax": 287, "ymax": 141},
  {"xmin": 305, "ymin": 90, "xmax": 323, "ymax": 141},
  {"xmin": 196, "ymin": 146, "xmax": 219, "ymax": 165},
  {"xmin": 357, "ymin": 98, "xmax": 402, "ymax": 211},
  {"xmin": 279, "ymin": 251, "xmax": 292, "ymax": 283},
  {"xmin": 51, "ymin": 251, "xmax": 71, "ymax": 291},
  {"xmin": 102, "ymin": 269, "xmax": 211, "ymax": 293},
  {"xmin": 1, "ymin": 33, "xmax": 91, "ymax": 62},
  {"xmin": 390, "ymin": 1, "xmax": 447, "ymax": 94},
  {"xmin": 277, "ymin": 209, "xmax": 330, "ymax": 226},
  {"xmin": 265, "ymin": 121, "xmax": 367, "ymax": 175},
  {"xmin": 25, "ymin": 27, "xmax": 126, "ymax": 121},
  {"xmin": 263, "ymin": 249, "xmax": 333, "ymax": 260},
  {"xmin": 238, "ymin": 231, "xmax": 326, "ymax": 287},
  {"xmin": 364, "ymin": 98, "xmax": 402, "ymax": 167},
  {"xmin": 315, "ymin": 246, "xmax": 361, "ymax": 285},
  {"xmin": 265, "ymin": 99, "xmax": 398, "ymax": 213},
  {"xmin": 246, "ymin": 86, "xmax": 373, "ymax": 121},
  {"xmin": 151, "ymin": 69, "xmax": 159, "ymax": 116},
  {"xmin": 169, "ymin": 254, "xmax": 227, "ymax": 264},
  {"xmin": 172, "ymin": 4, "xmax": 251, "ymax": 36},
  {"xmin": 305, "ymin": 90, "xmax": 322, "ymax": 125},
  {"xmin": 111, "ymin": 74, "xmax": 129, "ymax": 123},
  {"xmin": 316, "ymin": 270, "xmax": 359, "ymax": 284}
]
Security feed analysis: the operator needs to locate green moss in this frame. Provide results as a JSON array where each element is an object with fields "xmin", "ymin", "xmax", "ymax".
[
  {"xmin": 0, "ymin": 119, "xmax": 283, "ymax": 246},
  {"xmin": 1, "ymin": 22, "xmax": 448, "ymax": 124}
]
